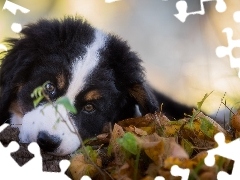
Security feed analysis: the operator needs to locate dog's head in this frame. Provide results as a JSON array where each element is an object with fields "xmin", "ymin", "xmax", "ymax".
[{"xmin": 0, "ymin": 17, "xmax": 158, "ymax": 155}]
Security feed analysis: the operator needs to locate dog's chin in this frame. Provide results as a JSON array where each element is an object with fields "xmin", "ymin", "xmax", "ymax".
[{"xmin": 46, "ymin": 145, "xmax": 80, "ymax": 156}]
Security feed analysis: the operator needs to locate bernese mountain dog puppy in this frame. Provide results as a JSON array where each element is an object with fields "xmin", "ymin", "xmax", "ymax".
[{"xmin": 0, "ymin": 17, "xmax": 192, "ymax": 155}]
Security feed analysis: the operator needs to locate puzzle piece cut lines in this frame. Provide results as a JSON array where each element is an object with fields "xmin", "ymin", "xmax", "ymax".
[
  {"xmin": 216, "ymin": 11, "xmax": 240, "ymax": 78},
  {"xmin": 175, "ymin": 0, "xmax": 226, "ymax": 22},
  {"xmin": 205, "ymin": 132, "xmax": 240, "ymax": 179}
]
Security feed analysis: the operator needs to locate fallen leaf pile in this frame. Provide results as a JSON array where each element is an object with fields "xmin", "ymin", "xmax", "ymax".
[
  {"xmin": 68, "ymin": 110, "xmax": 236, "ymax": 180},
  {"xmin": 2, "ymin": 92, "xmax": 240, "ymax": 180}
]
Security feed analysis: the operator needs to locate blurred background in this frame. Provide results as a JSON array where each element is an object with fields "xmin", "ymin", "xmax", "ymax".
[{"xmin": 1, "ymin": 0, "xmax": 240, "ymax": 120}]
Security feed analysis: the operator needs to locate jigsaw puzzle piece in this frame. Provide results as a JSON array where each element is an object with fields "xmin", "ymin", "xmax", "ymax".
[
  {"xmin": 213, "ymin": 131, "xmax": 226, "ymax": 145},
  {"xmin": 2, "ymin": 0, "xmax": 30, "ymax": 15},
  {"xmin": 215, "ymin": 0, "xmax": 227, "ymax": 12},
  {"xmin": 81, "ymin": 175, "xmax": 93, "ymax": 180},
  {"xmin": 0, "ymin": 141, "xmax": 19, "ymax": 158},
  {"xmin": 204, "ymin": 132, "xmax": 226, "ymax": 166},
  {"xmin": 0, "ymin": 44, "xmax": 7, "ymax": 52},
  {"xmin": 217, "ymin": 171, "xmax": 234, "ymax": 180},
  {"xmin": 174, "ymin": 1, "xmax": 188, "ymax": 23},
  {"xmin": 0, "ymin": 123, "xmax": 9, "ymax": 133},
  {"xmin": 59, "ymin": 160, "xmax": 70, "ymax": 174},
  {"xmin": 18, "ymin": 142, "xmax": 71, "ymax": 180},
  {"xmin": 0, "ymin": 141, "xmax": 21, "ymax": 179},
  {"xmin": 217, "ymin": 160, "xmax": 240, "ymax": 180},
  {"xmin": 216, "ymin": 27, "xmax": 240, "ymax": 76},
  {"xmin": 0, "ymin": 121, "xmax": 71, "ymax": 179},
  {"xmin": 40, "ymin": 160, "xmax": 71, "ymax": 180},
  {"xmin": 204, "ymin": 132, "xmax": 227, "ymax": 166},
  {"xmin": 215, "ymin": 45, "xmax": 229, "ymax": 58},
  {"xmin": 105, "ymin": 0, "xmax": 120, "ymax": 3},
  {"xmin": 174, "ymin": 0, "xmax": 207, "ymax": 22},
  {"xmin": 175, "ymin": 0, "xmax": 226, "ymax": 22},
  {"xmin": 170, "ymin": 165, "xmax": 190, "ymax": 180},
  {"xmin": 205, "ymin": 132, "xmax": 240, "ymax": 179},
  {"xmin": 233, "ymin": 11, "xmax": 240, "ymax": 23},
  {"xmin": 21, "ymin": 142, "xmax": 42, "ymax": 173}
]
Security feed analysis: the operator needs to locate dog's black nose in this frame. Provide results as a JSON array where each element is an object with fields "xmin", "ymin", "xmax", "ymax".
[{"xmin": 37, "ymin": 131, "xmax": 61, "ymax": 152}]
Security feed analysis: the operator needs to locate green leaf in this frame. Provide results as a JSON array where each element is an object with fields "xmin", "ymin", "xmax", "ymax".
[
  {"xmin": 118, "ymin": 132, "xmax": 139, "ymax": 155},
  {"xmin": 31, "ymin": 86, "xmax": 44, "ymax": 107},
  {"xmin": 199, "ymin": 117, "xmax": 214, "ymax": 138},
  {"xmin": 80, "ymin": 146, "xmax": 98, "ymax": 163},
  {"xmin": 33, "ymin": 96, "xmax": 44, "ymax": 107},
  {"xmin": 181, "ymin": 139, "xmax": 193, "ymax": 156},
  {"xmin": 189, "ymin": 91, "xmax": 213, "ymax": 128},
  {"xmin": 107, "ymin": 144, "xmax": 113, "ymax": 156},
  {"xmin": 31, "ymin": 86, "xmax": 43, "ymax": 98},
  {"xmin": 197, "ymin": 91, "xmax": 213, "ymax": 110},
  {"xmin": 56, "ymin": 96, "xmax": 77, "ymax": 114}
]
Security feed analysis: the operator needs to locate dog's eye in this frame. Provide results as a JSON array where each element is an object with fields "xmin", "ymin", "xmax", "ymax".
[
  {"xmin": 44, "ymin": 82, "xmax": 56, "ymax": 95},
  {"xmin": 83, "ymin": 104, "xmax": 95, "ymax": 113}
]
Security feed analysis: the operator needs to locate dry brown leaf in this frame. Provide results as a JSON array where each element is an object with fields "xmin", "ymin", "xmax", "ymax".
[
  {"xmin": 3, "ymin": 110, "xmax": 236, "ymax": 180},
  {"xmin": 68, "ymin": 154, "xmax": 101, "ymax": 180},
  {"xmin": 85, "ymin": 133, "xmax": 110, "ymax": 146},
  {"xmin": 117, "ymin": 113, "xmax": 156, "ymax": 134},
  {"xmin": 169, "ymin": 138, "xmax": 189, "ymax": 159},
  {"xmin": 164, "ymin": 157, "xmax": 195, "ymax": 169},
  {"xmin": 193, "ymin": 112, "xmax": 232, "ymax": 140},
  {"xmin": 118, "ymin": 114, "xmax": 156, "ymax": 127},
  {"xmin": 112, "ymin": 161, "xmax": 135, "ymax": 180},
  {"xmin": 155, "ymin": 111, "xmax": 232, "ymax": 157},
  {"xmin": 230, "ymin": 110, "xmax": 240, "ymax": 137},
  {"xmin": 164, "ymin": 152, "xmax": 211, "ymax": 170},
  {"xmin": 125, "ymin": 125, "xmax": 148, "ymax": 136},
  {"xmin": 136, "ymin": 133, "xmax": 188, "ymax": 166},
  {"xmin": 109, "ymin": 123, "xmax": 126, "ymax": 166},
  {"xmin": 69, "ymin": 112, "xmax": 233, "ymax": 180},
  {"xmin": 158, "ymin": 169, "xmax": 181, "ymax": 180},
  {"xmin": 141, "ymin": 176, "xmax": 155, "ymax": 180},
  {"xmin": 191, "ymin": 151, "xmax": 208, "ymax": 162},
  {"xmin": 157, "ymin": 118, "xmax": 186, "ymax": 137},
  {"xmin": 199, "ymin": 171, "xmax": 217, "ymax": 180},
  {"xmin": 156, "ymin": 111, "xmax": 231, "ymax": 140},
  {"xmin": 141, "ymin": 139, "xmax": 165, "ymax": 165},
  {"xmin": 97, "ymin": 133, "xmax": 109, "ymax": 139},
  {"xmin": 145, "ymin": 163, "xmax": 160, "ymax": 178}
]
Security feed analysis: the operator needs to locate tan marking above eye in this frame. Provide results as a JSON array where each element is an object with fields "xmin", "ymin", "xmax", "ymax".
[
  {"xmin": 56, "ymin": 73, "xmax": 66, "ymax": 89},
  {"xmin": 84, "ymin": 90, "xmax": 101, "ymax": 101}
]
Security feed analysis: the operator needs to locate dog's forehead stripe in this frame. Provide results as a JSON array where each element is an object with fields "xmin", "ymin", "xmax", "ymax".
[{"xmin": 66, "ymin": 30, "xmax": 106, "ymax": 102}]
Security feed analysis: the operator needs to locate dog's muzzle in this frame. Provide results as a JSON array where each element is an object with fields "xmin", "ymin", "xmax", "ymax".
[{"xmin": 37, "ymin": 131, "xmax": 62, "ymax": 152}]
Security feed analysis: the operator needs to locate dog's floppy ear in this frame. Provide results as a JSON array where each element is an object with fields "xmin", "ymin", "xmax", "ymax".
[
  {"xmin": 0, "ymin": 39, "xmax": 27, "ymax": 125},
  {"xmin": 128, "ymin": 83, "xmax": 159, "ymax": 115},
  {"xmin": 106, "ymin": 35, "xmax": 159, "ymax": 115},
  {"xmin": 0, "ymin": 52, "xmax": 16, "ymax": 125},
  {"xmin": 0, "ymin": 85, "xmax": 13, "ymax": 124}
]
